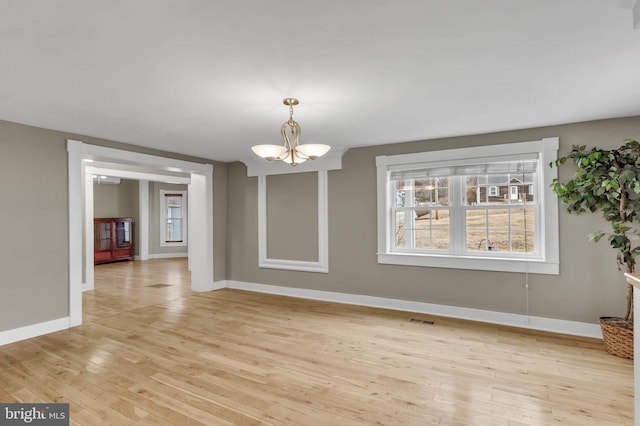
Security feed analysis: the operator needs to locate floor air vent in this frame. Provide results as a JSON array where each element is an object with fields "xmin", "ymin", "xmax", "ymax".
[
  {"xmin": 147, "ymin": 284, "xmax": 172, "ymax": 288},
  {"xmin": 409, "ymin": 318, "xmax": 435, "ymax": 325}
]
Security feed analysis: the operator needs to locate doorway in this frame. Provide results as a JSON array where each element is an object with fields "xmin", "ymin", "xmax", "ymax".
[{"xmin": 67, "ymin": 140, "xmax": 215, "ymax": 327}]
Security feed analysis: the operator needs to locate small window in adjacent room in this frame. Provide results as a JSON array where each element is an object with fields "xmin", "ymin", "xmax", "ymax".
[
  {"xmin": 160, "ymin": 190, "xmax": 187, "ymax": 246},
  {"xmin": 375, "ymin": 138, "xmax": 560, "ymax": 274}
]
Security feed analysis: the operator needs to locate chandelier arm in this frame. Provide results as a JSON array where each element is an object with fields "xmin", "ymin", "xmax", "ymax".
[
  {"xmin": 290, "ymin": 120, "xmax": 301, "ymax": 147},
  {"xmin": 281, "ymin": 122, "xmax": 294, "ymax": 149}
]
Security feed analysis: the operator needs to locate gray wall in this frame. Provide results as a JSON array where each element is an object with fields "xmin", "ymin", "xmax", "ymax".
[
  {"xmin": 0, "ymin": 120, "xmax": 69, "ymax": 331},
  {"xmin": 227, "ymin": 115, "xmax": 640, "ymax": 324},
  {"xmin": 266, "ymin": 172, "xmax": 319, "ymax": 261},
  {"xmin": 0, "ymin": 119, "xmax": 227, "ymax": 331},
  {"xmin": 212, "ymin": 162, "xmax": 228, "ymax": 283},
  {"xmin": 93, "ymin": 178, "xmax": 138, "ymax": 218},
  {"xmin": 149, "ymin": 181, "xmax": 189, "ymax": 255}
]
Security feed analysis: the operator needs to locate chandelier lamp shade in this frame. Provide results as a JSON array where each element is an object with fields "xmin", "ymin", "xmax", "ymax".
[{"xmin": 251, "ymin": 98, "xmax": 331, "ymax": 166}]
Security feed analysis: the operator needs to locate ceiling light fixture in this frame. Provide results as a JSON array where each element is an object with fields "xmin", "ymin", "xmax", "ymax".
[{"xmin": 252, "ymin": 98, "xmax": 331, "ymax": 166}]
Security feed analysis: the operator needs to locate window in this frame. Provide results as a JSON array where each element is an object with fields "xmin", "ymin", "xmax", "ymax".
[
  {"xmin": 376, "ymin": 138, "xmax": 559, "ymax": 274},
  {"xmin": 160, "ymin": 190, "xmax": 187, "ymax": 246}
]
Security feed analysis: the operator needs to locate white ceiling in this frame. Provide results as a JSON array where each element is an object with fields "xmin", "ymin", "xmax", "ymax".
[{"xmin": 0, "ymin": 0, "xmax": 639, "ymax": 163}]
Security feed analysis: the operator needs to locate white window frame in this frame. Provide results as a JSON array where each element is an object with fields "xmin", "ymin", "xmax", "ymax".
[
  {"xmin": 488, "ymin": 186, "xmax": 499, "ymax": 197},
  {"xmin": 376, "ymin": 137, "xmax": 559, "ymax": 275},
  {"xmin": 160, "ymin": 189, "xmax": 187, "ymax": 247}
]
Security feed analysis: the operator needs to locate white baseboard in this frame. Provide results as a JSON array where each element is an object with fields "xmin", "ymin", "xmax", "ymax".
[
  {"xmin": 1, "ymin": 281, "xmax": 602, "ymax": 347},
  {"xmin": 192, "ymin": 280, "xmax": 227, "ymax": 292},
  {"xmin": 225, "ymin": 280, "xmax": 602, "ymax": 339},
  {"xmin": 148, "ymin": 252, "xmax": 188, "ymax": 259},
  {"xmin": 81, "ymin": 282, "xmax": 95, "ymax": 292},
  {"xmin": 0, "ymin": 317, "xmax": 71, "ymax": 346},
  {"xmin": 211, "ymin": 281, "xmax": 228, "ymax": 291}
]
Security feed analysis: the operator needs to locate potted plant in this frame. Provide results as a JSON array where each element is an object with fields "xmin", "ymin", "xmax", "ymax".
[{"xmin": 551, "ymin": 139, "xmax": 640, "ymax": 359}]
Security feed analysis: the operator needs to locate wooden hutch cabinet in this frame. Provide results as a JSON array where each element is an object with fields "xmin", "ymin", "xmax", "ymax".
[{"xmin": 94, "ymin": 217, "xmax": 134, "ymax": 264}]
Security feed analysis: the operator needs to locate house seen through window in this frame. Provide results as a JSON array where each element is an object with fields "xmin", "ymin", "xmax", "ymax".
[{"xmin": 392, "ymin": 162, "xmax": 536, "ymax": 254}]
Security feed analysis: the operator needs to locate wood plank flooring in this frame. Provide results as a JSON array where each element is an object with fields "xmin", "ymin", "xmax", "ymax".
[{"xmin": 0, "ymin": 258, "xmax": 634, "ymax": 425}]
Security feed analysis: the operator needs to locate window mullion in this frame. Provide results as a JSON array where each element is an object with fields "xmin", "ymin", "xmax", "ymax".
[
  {"xmin": 508, "ymin": 207, "xmax": 512, "ymax": 251},
  {"xmin": 387, "ymin": 176, "xmax": 395, "ymax": 252},
  {"xmin": 451, "ymin": 176, "xmax": 464, "ymax": 254},
  {"xmin": 406, "ymin": 179, "xmax": 415, "ymax": 249},
  {"xmin": 535, "ymin": 165, "xmax": 544, "ymax": 258}
]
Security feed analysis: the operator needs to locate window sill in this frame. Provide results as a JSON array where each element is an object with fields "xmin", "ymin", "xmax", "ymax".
[
  {"xmin": 377, "ymin": 253, "xmax": 559, "ymax": 275},
  {"xmin": 160, "ymin": 242, "xmax": 187, "ymax": 248},
  {"xmin": 259, "ymin": 258, "xmax": 328, "ymax": 273}
]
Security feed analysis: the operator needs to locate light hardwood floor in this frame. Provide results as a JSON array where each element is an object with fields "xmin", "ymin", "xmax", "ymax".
[{"xmin": 0, "ymin": 258, "xmax": 633, "ymax": 425}]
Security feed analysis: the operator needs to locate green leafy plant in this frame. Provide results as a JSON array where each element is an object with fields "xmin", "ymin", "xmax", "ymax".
[{"xmin": 550, "ymin": 139, "xmax": 640, "ymax": 322}]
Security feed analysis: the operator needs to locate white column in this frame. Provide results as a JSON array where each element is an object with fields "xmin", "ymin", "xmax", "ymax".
[
  {"xmin": 187, "ymin": 183, "xmax": 192, "ymax": 271},
  {"xmin": 84, "ymin": 170, "xmax": 94, "ymax": 291},
  {"xmin": 67, "ymin": 140, "xmax": 83, "ymax": 327},
  {"xmin": 139, "ymin": 180, "xmax": 150, "ymax": 261},
  {"xmin": 189, "ymin": 171, "xmax": 214, "ymax": 291}
]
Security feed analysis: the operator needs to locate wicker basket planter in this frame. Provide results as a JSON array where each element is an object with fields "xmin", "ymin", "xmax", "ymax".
[{"xmin": 600, "ymin": 317, "xmax": 633, "ymax": 359}]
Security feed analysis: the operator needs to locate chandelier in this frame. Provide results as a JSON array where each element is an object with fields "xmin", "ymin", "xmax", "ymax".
[{"xmin": 251, "ymin": 98, "xmax": 331, "ymax": 166}]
